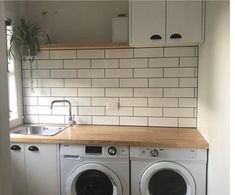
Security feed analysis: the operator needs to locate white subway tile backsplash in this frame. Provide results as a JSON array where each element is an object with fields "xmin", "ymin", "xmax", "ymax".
[
  {"xmin": 75, "ymin": 116, "xmax": 92, "ymax": 125},
  {"xmin": 92, "ymin": 98, "xmax": 118, "ymax": 106},
  {"xmin": 164, "ymin": 68, "xmax": 195, "ymax": 77},
  {"xmin": 51, "ymin": 106, "xmax": 78, "ymax": 115},
  {"xmin": 134, "ymin": 88, "xmax": 163, "ymax": 97},
  {"xmin": 134, "ymin": 68, "xmax": 163, "ymax": 78},
  {"xmin": 65, "ymin": 97, "xmax": 91, "ymax": 106},
  {"xmin": 91, "ymin": 59, "xmax": 118, "ymax": 69},
  {"xmin": 105, "ymin": 49, "xmax": 133, "ymax": 58},
  {"xmin": 64, "ymin": 60, "xmax": 90, "ymax": 69},
  {"xmin": 37, "ymin": 60, "xmax": 63, "ymax": 69},
  {"xmin": 50, "ymin": 50, "xmax": 76, "ymax": 59},
  {"xmin": 38, "ymin": 79, "xmax": 64, "ymax": 88},
  {"xmin": 51, "ymin": 88, "xmax": 77, "ymax": 97},
  {"xmin": 179, "ymin": 78, "xmax": 197, "ymax": 87},
  {"xmin": 149, "ymin": 118, "xmax": 178, "ymax": 127},
  {"xmin": 179, "ymin": 118, "xmax": 196, "ymax": 127},
  {"xmin": 24, "ymin": 70, "xmax": 50, "ymax": 79},
  {"xmin": 25, "ymin": 106, "xmax": 51, "ymax": 115},
  {"xmin": 105, "ymin": 69, "xmax": 133, "ymax": 78},
  {"xmin": 92, "ymin": 79, "xmax": 119, "ymax": 87},
  {"xmin": 78, "ymin": 88, "xmax": 105, "ymax": 97},
  {"xmin": 38, "ymin": 97, "xmax": 64, "ymax": 106},
  {"xmin": 134, "ymin": 108, "xmax": 162, "ymax": 117},
  {"xmin": 51, "ymin": 69, "xmax": 76, "ymax": 79},
  {"xmin": 106, "ymin": 107, "xmax": 133, "ymax": 116},
  {"xmin": 120, "ymin": 79, "xmax": 148, "ymax": 87},
  {"xmin": 24, "ymin": 88, "xmax": 51, "ymax": 97},
  {"xmin": 77, "ymin": 69, "xmax": 104, "ymax": 78},
  {"xmin": 24, "ymin": 97, "xmax": 38, "ymax": 106},
  {"xmin": 65, "ymin": 79, "xmax": 91, "ymax": 88},
  {"xmin": 149, "ymin": 78, "xmax": 178, "ymax": 87},
  {"xmin": 148, "ymin": 98, "xmax": 178, "ymax": 107},
  {"xmin": 180, "ymin": 57, "xmax": 198, "ymax": 67},
  {"xmin": 23, "ymin": 79, "xmax": 38, "ymax": 87},
  {"xmin": 120, "ymin": 98, "xmax": 147, "ymax": 107},
  {"xmin": 22, "ymin": 61, "xmax": 37, "ymax": 69},
  {"xmin": 106, "ymin": 88, "xmax": 133, "ymax": 97},
  {"xmin": 35, "ymin": 51, "xmax": 49, "ymax": 60},
  {"xmin": 24, "ymin": 115, "xmax": 39, "ymax": 123},
  {"xmin": 79, "ymin": 107, "xmax": 105, "ymax": 116},
  {"xmin": 149, "ymin": 58, "xmax": 179, "ymax": 68},
  {"xmin": 164, "ymin": 108, "xmax": 194, "ymax": 117},
  {"xmin": 92, "ymin": 116, "xmax": 119, "ymax": 125},
  {"xmin": 77, "ymin": 49, "xmax": 104, "ymax": 59},
  {"xmin": 23, "ymin": 46, "xmax": 198, "ymax": 127},
  {"xmin": 120, "ymin": 117, "xmax": 148, "ymax": 126},
  {"xmin": 164, "ymin": 88, "xmax": 194, "ymax": 97},
  {"xmin": 39, "ymin": 115, "xmax": 65, "ymax": 124},
  {"xmin": 164, "ymin": 47, "xmax": 195, "ymax": 57},
  {"xmin": 119, "ymin": 59, "xmax": 148, "ymax": 68},
  {"xmin": 179, "ymin": 98, "xmax": 197, "ymax": 107},
  {"xmin": 134, "ymin": 48, "xmax": 163, "ymax": 58}
]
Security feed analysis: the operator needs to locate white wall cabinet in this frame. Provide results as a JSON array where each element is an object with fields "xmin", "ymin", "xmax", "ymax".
[
  {"xmin": 10, "ymin": 143, "xmax": 60, "ymax": 195},
  {"xmin": 130, "ymin": 0, "xmax": 165, "ymax": 46},
  {"xmin": 166, "ymin": 0, "xmax": 203, "ymax": 44},
  {"xmin": 129, "ymin": 0, "xmax": 204, "ymax": 47}
]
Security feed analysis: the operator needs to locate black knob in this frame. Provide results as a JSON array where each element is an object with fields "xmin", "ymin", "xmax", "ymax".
[
  {"xmin": 170, "ymin": 33, "xmax": 182, "ymax": 39},
  {"xmin": 10, "ymin": 145, "xmax": 21, "ymax": 151},
  {"xmin": 108, "ymin": 146, "xmax": 117, "ymax": 156},
  {"xmin": 150, "ymin": 149, "xmax": 159, "ymax": 157},
  {"xmin": 150, "ymin": 34, "xmax": 162, "ymax": 40},
  {"xmin": 28, "ymin": 146, "xmax": 39, "ymax": 152}
]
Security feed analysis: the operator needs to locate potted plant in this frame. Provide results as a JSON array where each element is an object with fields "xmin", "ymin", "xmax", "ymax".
[{"xmin": 8, "ymin": 18, "xmax": 50, "ymax": 93}]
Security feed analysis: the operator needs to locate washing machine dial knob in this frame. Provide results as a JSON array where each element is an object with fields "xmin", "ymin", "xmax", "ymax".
[
  {"xmin": 108, "ymin": 146, "xmax": 117, "ymax": 156},
  {"xmin": 150, "ymin": 149, "xmax": 159, "ymax": 157}
]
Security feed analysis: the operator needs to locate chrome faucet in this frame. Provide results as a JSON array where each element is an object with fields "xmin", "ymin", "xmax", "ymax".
[{"xmin": 50, "ymin": 100, "xmax": 76, "ymax": 126}]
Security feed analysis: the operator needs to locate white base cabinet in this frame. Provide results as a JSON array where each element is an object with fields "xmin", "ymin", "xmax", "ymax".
[{"xmin": 10, "ymin": 143, "xmax": 60, "ymax": 195}]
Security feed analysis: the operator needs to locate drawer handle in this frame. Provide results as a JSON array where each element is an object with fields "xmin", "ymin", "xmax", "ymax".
[
  {"xmin": 28, "ymin": 146, "xmax": 39, "ymax": 152},
  {"xmin": 170, "ymin": 33, "xmax": 182, "ymax": 39},
  {"xmin": 11, "ymin": 145, "xmax": 21, "ymax": 151},
  {"xmin": 150, "ymin": 34, "xmax": 162, "ymax": 40}
]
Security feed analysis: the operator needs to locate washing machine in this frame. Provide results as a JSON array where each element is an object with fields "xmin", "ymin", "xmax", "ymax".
[
  {"xmin": 60, "ymin": 144, "xmax": 129, "ymax": 195},
  {"xmin": 130, "ymin": 147, "xmax": 207, "ymax": 195}
]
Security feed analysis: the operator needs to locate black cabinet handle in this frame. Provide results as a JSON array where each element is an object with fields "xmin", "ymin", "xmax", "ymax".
[
  {"xmin": 170, "ymin": 33, "xmax": 182, "ymax": 39},
  {"xmin": 150, "ymin": 34, "xmax": 162, "ymax": 40},
  {"xmin": 10, "ymin": 145, "xmax": 21, "ymax": 151},
  {"xmin": 28, "ymin": 146, "xmax": 39, "ymax": 152}
]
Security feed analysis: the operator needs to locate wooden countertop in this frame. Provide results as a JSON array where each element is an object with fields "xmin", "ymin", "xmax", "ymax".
[
  {"xmin": 10, "ymin": 125, "xmax": 209, "ymax": 149},
  {"xmin": 40, "ymin": 42, "xmax": 131, "ymax": 50}
]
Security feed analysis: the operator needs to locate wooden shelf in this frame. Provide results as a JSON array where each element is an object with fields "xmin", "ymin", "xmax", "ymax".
[{"xmin": 40, "ymin": 42, "xmax": 131, "ymax": 50}]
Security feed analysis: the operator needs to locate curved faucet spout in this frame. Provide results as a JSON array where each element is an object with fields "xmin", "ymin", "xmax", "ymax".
[{"xmin": 50, "ymin": 100, "xmax": 76, "ymax": 126}]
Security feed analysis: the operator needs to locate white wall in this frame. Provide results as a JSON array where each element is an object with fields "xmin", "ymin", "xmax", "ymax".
[
  {"xmin": 198, "ymin": 1, "xmax": 229, "ymax": 195},
  {"xmin": 26, "ymin": 1, "xmax": 128, "ymax": 43},
  {"xmin": 0, "ymin": 2, "xmax": 12, "ymax": 195}
]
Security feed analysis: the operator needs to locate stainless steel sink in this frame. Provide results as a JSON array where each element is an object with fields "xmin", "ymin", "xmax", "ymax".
[{"xmin": 11, "ymin": 125, "xmax": 67, "ymax": 136}]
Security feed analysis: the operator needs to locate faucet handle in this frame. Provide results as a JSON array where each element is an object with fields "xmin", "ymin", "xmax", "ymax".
[{"xmin": 69, "ymin": 114, "xmax": 76, "ymax": 126}]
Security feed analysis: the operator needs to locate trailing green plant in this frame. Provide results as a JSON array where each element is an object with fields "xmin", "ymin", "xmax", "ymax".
[{"xmin": 8, "ymin": 18, "xmax": 50, "ymax": 93}]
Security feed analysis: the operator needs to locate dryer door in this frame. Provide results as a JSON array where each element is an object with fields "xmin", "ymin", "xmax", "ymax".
[
  {"xmin": 66, "ymin": 163, "xmax": 122, "ymax": 195},
  {"xmin": 140, "ymin": 162, "xmax": 196, "ymax": 195}
]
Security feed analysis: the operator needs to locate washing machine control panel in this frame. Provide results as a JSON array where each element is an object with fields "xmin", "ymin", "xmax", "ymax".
[{"xmin": 150, "ymin": 149, "xmax": 159, "ymax": 157}]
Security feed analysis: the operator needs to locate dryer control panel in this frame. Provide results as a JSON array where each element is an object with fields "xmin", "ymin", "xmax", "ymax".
[{"xmin": 130, "ymin": 147, "xmax": 207, "ymax": 161}]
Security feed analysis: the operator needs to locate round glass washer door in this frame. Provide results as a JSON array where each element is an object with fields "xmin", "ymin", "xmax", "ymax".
[
  {"xmin": 140, "ymin": 162, "xmax": 196, "ymax": 195},
  {"xmin": 66, "ymin": 163, "xmax": 122, "ymax": 195}
]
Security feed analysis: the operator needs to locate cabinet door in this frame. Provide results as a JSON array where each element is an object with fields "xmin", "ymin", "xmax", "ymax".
[
  {"xmin": 166, "ymin": 0, "xmax": 203, "ymax": 44},
  {"xmin": 130, "ymin": 0, "xmax": 165, "ymax": 47},
  {"xmin": 10, "ymin": 143, "xmax": 26, "ymax": 195},
  {"xmin": 25, "ymin": 144, "xmax": 59, "ymax": 195}
]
